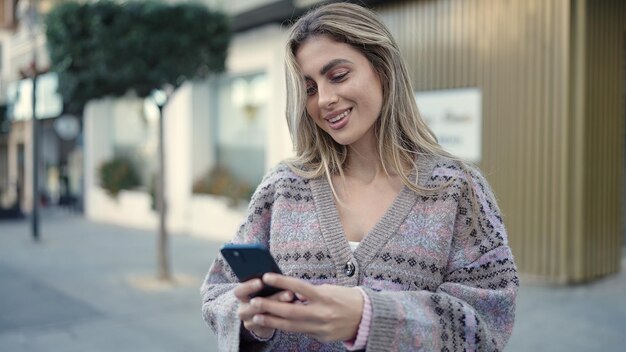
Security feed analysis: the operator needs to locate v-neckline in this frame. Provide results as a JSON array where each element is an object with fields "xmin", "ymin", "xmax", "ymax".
[{"xmin": 308, "ymin": 157, "xmax": 437, "ymax": 282}]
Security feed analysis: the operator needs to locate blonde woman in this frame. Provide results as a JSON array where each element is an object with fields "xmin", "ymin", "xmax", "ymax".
[{"xmin": 201, "ymin": 3, "xmax": 517, "ymax": 351}]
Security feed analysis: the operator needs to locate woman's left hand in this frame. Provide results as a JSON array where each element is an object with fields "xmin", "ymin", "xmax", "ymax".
[{"xmin": 247, "ymin": 273, "xmax": 364, "ymax": 342}]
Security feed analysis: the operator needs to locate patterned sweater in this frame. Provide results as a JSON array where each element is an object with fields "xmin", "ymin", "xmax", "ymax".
[{"xmin": 201, "ymin": 155, "xmax": 518, "ymax": 351}]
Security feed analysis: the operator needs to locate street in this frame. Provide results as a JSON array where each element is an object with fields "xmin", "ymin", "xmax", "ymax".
[
  {"xmin": 1, "ymin": 212, "xmax": 625, "ymax": 351},
  {"xmin": 0, "ymin": 212, "xmax": 219, "ymax": 352}
]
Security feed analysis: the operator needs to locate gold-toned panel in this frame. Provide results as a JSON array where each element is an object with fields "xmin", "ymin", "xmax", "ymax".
[
  {"xmin": 581, "ymin": 0, "xmax": 625, "ymax": 281},
  {"xmin": 374, "ymin": 0, "xmax": 625, "ymax": 282}
]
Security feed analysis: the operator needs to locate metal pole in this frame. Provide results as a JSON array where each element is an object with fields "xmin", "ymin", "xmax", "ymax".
[
  {"xmin": 26, "ymin": 0, "xmax": 41, "ymax": 241},
  {"xmin": 31, "ymin": 71, "xmax": 39, "ymax": 241},
  {"xmin": 156, "ymin": 103, "xmax": 169, "ymax": 280}
]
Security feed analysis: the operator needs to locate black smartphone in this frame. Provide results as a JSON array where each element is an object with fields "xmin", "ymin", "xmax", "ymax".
[{"xmin": 220, "ymin": 243, "xmax": 283, "ymax": 298}]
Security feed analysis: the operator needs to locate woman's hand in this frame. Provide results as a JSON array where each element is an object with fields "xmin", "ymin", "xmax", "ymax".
[
  {"xmin": 248, "ymin": 273, "xmax": 364, "ymax": 342},
  {"xmin": 234, "ymin": 278, "xmax": 295, "ymax": 339}
]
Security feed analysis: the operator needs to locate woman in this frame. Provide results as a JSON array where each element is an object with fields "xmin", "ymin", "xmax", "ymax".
[{"xmin": 201, "ymin": 3, "xmax": 518, "ymax": 351}]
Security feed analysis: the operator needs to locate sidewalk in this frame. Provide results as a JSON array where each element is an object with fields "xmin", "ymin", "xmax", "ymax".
[
  {"xmin": 0, "ymin": 213, "xmax": 219, "ymax": 352},
  {"xmin": 508, "ymin": 247, "xmax": 626, "ymax": 352},
  {"xmin": 1, "ymin": 213, "xmax": 625, "ymax": 351}
]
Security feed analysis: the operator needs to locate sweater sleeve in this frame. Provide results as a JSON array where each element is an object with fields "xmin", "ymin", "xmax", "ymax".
[
  {"xmin": 200, "ymin": 167, "xmax": 283, "ymax": 352},
  {"xmin": 343, "ymin": 286, "xmax": 373, "ymax": 350},
  {"xmin": 363, "ymin": 168, "xmax": 518, "ymax": 352}
]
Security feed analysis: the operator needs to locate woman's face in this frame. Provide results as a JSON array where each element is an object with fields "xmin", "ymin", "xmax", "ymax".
[{"xmin": 296, "ymin": 35, "xmax": 383, "ymax": 148}]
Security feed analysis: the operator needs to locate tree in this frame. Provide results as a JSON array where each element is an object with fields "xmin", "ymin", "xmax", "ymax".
[{"xmin": 45, "ymin": 1, "xmax": 230, "ymax": 280}]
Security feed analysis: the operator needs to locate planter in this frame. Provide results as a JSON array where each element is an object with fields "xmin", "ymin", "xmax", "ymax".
[
  {"xmin": 188, "ymin": 193, "xmax": 247, "ymax": 242},
  {"xmin": 87, "ymin": 188, "xmax": 157, "ymax": 230}
]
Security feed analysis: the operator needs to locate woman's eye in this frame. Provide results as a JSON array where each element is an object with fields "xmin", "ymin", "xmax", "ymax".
[
  {"xmin": 306, "ymin": 85, "xmax": 317, "ymax": 96},
  {"xmin": 330, "ymin": 71, "xmax": 348, "ymax": 82}
]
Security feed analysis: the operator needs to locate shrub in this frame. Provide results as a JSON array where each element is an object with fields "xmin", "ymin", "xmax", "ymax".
[
  {"xmin": 192, "ymin": 166, "xmax": 253, "ymax": 207},
  {"xmin": 99, "ymin": 157, "xmax": 141, "ymax": 197}
]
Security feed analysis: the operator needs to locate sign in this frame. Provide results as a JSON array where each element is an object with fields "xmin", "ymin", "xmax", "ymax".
[
  {"xmin": 414, "ymin": 88, "xmax": 482, "ymax": 162},
  {"xmin": 54, "ymin": 114, "xmax": 80, "ymax": 140},
  {"xmin": 6, "ymin": 72, "xmax": 63, "ymax": 121}
]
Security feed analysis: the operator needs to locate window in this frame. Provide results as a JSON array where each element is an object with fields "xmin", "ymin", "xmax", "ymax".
[
  {"xmin": 110, "ymin": 97, "xmax": 156, "ymax": 189},
  {"xmin": 192, "ymin": 72, "xmax": 269, "ymax": 200},
  {"xmin": 215, "ymin": 72, "xmax": 268, "ymax": 187}
]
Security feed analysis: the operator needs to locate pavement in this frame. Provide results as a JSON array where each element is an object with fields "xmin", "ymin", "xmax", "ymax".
[
  {"xmin": 0, "ymin": 211, "xmax": 219, "ymax": 352},
  {"xmin": 1, "ymin": 211, "xmax": 625, "ymax": 352}
]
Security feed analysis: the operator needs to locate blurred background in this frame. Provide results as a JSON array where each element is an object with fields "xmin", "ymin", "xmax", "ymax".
[{"xmin": 0, "ymin": 0, "xmax": 624, "ymax": 351}]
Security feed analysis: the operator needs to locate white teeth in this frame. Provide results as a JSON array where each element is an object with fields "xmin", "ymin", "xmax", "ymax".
[{"xmin": 329, "ymin": 110, "xmax": 349, "ymax": 123}]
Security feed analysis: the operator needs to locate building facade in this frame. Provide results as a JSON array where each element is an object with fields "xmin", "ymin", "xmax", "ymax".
[{"xmin": 2, "ymin": 0, "xmax": 625, "ymax": 284}]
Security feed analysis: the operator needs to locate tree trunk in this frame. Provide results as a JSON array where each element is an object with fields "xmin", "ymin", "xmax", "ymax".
[{"xmin": 157, "ymin": 104, "xmax": 170, "ymax": 281}]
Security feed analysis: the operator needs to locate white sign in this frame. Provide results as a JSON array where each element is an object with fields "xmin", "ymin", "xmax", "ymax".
[
  {"xmin": 6, "ymin": 72, "xmax": 63, "ymax": 120},
  {"xmin": 415, "ymin": 88, "xmax": 482, "ymax": 162},
  {"xmin": 54, "ymin": 114, "xmax": 80, "ymax": 140}
]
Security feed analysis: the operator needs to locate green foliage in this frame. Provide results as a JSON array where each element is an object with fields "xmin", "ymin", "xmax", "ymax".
[
  {"xmin": 45, "ymin": 1, "xmax": 230, "ymax": 113},
  {"xmin": 99, "ymin": 157, "xmax": 141, "ymax": 197},
  {"xmin": 192, "ymin": 166, "xmax": 254, "ymax": 207}
]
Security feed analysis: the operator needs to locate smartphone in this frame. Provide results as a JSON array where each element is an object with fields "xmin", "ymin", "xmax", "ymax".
[{"xmin": 220, "ymin": 243, "xmax": 283, "ymax": 298}]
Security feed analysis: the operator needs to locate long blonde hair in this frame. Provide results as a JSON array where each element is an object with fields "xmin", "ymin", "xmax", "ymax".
[{"xmin": 284, "ymin": 2, "xmax": 460, "ymax": 194}]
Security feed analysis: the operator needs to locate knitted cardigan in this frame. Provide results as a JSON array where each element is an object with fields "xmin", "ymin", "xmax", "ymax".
[{"xmin": 201, "ymin": 155, "xmax": 518, "ymax": 351}]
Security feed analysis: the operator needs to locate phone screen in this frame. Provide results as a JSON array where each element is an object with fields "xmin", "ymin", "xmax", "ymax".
[{"xmin": 220, "ymin": 243, "xmax": 283, "ymax": 298}]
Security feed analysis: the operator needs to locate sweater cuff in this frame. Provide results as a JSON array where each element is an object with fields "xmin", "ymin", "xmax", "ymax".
[
  {"xmin": 343, "ymin": 287, "xmax": 372, "ymax": 351},
  {"xmin": 360, "ymin": 287, "xmax": 399, "ymax": 352},
  {"xmin": 248, "ymin": 328, "xmax": 275, "ymax": 342},
  {"xmin": 240, "ymin": 320, "xmax": 275, "ymax": 342}
]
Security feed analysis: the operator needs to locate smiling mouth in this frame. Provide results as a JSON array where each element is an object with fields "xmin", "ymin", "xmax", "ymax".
[{"xmin": 327, "ymin": 108, "xmax": 351, "ymax": 124}]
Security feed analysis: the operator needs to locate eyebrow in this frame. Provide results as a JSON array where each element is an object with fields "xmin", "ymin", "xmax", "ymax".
[{"xmin": 304, "ymin": 59, "xmax": 353, "ymax": 79}]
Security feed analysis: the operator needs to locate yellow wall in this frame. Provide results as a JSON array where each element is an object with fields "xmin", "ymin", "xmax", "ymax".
[
  {"xmin": 575, "ymin": 0, "xmax": 626, "ymax": 281},
  {"xmin": 375, "ymin": 0, "xmax": 625, "ymax": 283}
]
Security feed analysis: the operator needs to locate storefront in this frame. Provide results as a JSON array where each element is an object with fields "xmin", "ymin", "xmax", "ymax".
[
  {"xmin": 228, "ymin": 0, "xmax": 626, "ymax": 283},
  {"xmin": 5, "ymin": 72, "xmax": 82, "ymax": 213},
  {"xmin": 48, "ymin": 0, "xmax": 626, "ymax": 283}
]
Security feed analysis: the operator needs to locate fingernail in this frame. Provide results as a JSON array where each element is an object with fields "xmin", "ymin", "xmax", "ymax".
[
  {"xmin": 263, "ymin": 273, "xmax": 274, "ymax": 282},
  {"xmin": 250, "ymin": 298, "xmax": 258, "ymax": 306},
  {"xmin": 253, "ymin": 315, "xmax": 263, "ymax": 324},
  {"xmin": 254, "ymin": 279, "xmax": 263, "ymax": 288},
  {"xmin": 282, "ymin": 292, "xmax": 291, "ymax": 301}
]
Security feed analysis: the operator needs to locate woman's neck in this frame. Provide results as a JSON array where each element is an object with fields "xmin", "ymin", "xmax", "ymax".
[{"xmin": 344, "ymin": 138, "xmax": 388, "ymax": 183}]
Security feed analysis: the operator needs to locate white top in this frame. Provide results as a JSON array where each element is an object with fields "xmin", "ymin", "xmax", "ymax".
[{"xmin": 348, "ymin": 241, "xmax": 360, "ymax": 252}]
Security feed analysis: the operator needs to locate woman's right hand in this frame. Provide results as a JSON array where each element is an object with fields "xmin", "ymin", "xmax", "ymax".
[{"xmin": 234, "ymin": 278, "xmax": 294, "ymax": 339}]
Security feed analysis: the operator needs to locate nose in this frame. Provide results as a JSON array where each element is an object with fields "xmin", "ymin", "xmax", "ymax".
[{"xmin": 317, "ymin": 83, "xmax": 338, "ymax": 109}]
